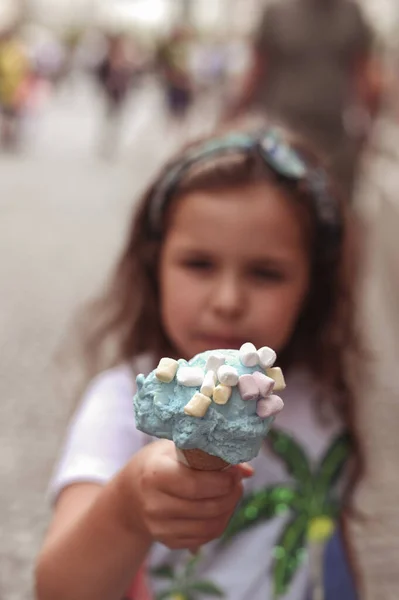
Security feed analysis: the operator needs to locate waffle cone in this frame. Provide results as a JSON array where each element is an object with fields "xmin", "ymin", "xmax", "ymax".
[{"xmin": 177, "ymin": 447, "xmax": 230, "ymax": 471}]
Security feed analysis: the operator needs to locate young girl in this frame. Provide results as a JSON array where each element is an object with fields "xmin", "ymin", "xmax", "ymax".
[{"xmin": 35, "ymin": 123, "xmax": 362, "ymax": 600}]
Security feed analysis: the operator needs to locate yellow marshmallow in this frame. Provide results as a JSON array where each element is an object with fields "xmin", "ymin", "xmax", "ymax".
[
  {"xmin": 266, "ymin": 367, "xmax": 286, "ymax": 391},
  {"xmin": 213, "ymin": 384, "xmax": 232, "ymax": 405},
  {"xmin": 184, "ymin": 393, "xmax": 212, "ymax": 418},
  {"xmin": 155, "ymin": 357, "xmax": 179, "ymax": 383}
]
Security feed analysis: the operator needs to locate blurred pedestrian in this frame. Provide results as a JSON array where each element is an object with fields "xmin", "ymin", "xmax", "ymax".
[
  {"xmin": 156, "ymin": 27, "xmax": 194, "ymax": 120},
  {"xmin": 0, "ymin": 28, "xmax": 31, "ymax": 150},
  {"xmin": 228, "ymin": 0, "xmax": 383, "ymax": 199},
  {"xmin": 95, "ymin": 35, "xmax": 133, "ymax": 157}
]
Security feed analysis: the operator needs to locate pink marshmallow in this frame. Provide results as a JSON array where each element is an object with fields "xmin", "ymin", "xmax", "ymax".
[
  {"xmin": 252, "ymin": 371, "xmax": 275, "ymax": 397},
  {"xmin": 238, "ymin": 374, "xmax": 260, "ymax": 401},
  {"xmin": 256, "ymin": 395, "xmax": 284, "ymax": 419}
]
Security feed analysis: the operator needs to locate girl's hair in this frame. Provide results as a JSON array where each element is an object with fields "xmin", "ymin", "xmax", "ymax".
[{"xmin": 68, "ymin": 120, "xmax": 364, "ymax": 503}]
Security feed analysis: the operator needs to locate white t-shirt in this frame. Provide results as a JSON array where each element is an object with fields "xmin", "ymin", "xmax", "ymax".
[{"xmin": 49, "ymin": 357, "xmax": 344, "ymax": 600}]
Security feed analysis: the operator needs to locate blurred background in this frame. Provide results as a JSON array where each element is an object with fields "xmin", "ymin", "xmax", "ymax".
[{"xmin": 1, "ymin": 0, "xmax": 399, "ymax": 598}]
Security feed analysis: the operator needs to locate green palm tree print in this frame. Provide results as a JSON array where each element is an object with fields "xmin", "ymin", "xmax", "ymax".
[
  {"xmin": 152, "ymin": 552, "xmax": 225, "ymax": 600},
  {"xmin": 223, "ymin": 428, "xmax": 351, "ymax": 599}
]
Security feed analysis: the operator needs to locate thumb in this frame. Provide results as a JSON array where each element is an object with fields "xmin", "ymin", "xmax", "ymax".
[{"xmin": 231, "ymin": 462, "xmax": 254, "ymax": 480}]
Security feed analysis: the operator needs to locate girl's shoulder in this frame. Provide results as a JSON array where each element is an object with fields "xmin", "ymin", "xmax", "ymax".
[
  {"xmin": 70, "ymin": 353, "xmax": 156, "ymax": 444},
  {"xmin": 86, "ymin": 353, "xmax": 155, "ymax": 398},
  {"xmin": 48, "ymin": 355, "xmax": 155, "ymax": 503}
]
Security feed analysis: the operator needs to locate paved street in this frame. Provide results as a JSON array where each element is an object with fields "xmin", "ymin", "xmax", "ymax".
[{"xmin": 1, "ymin": 75, "xmax": 399, "ymax": 599}]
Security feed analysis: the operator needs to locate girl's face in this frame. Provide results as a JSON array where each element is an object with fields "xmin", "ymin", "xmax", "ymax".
[{"xmin": 159, "ymin": 182, "xmax": 311, "ymax": 360}]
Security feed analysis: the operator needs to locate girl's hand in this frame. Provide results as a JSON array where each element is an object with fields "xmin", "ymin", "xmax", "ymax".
[{"xmin": 120, "ymin": 440, "xmax": 253, "ymax": 550}]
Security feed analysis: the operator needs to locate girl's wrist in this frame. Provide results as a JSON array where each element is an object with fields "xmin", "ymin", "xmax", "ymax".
[{"xmin": 112, "ymin": 462, "xmax": 153, "ymax": 546}]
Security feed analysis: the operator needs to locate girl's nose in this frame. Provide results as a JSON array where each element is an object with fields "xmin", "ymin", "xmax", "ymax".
[{"xmin": 210, "ymin": 274, "xmax": 245, "ymax": 319}]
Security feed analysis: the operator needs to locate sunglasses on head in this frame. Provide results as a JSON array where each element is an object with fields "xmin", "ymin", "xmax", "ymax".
[{"xmin": 149, "ymin": 129, "xmax": 342, "ymax": 259}]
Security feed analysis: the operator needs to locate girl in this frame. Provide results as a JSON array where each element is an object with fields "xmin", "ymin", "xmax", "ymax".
[{"xmin": 35, "ymin": 123, "xmax": 362, "ymax": 600}]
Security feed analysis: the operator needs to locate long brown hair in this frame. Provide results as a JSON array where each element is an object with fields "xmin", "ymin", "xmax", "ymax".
[{"xmin": 68, "ymin": 121, "xmax": 364, "ymax": 497}]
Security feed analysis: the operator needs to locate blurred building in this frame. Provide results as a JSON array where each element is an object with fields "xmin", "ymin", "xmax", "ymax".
[
  {"xmin": 1, "ymin": 0, "xmax": 399, "ymax": 49},
  {"xmin": 1, "ymin": 0, "xmax": 263, "ymax": 35},
  {"xmin": 0, "ymin": 0, "xmax": 399, "ymax": 56}
]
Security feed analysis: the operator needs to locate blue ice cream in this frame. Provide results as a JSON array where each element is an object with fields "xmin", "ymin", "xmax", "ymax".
[{"xmin": 134, "ymin": 346, "xmax": 285, "ymax": 465}]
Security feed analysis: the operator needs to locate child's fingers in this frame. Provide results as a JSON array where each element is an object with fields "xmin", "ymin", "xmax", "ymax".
[
  {"xmin": 231, "ymin": 462, "xmax": 255, "ymax": 479},
  {"xmin": 152, "ymin": 510, "xmax": 235, "ymax": 549},
  {"xmin": 146, "ymin": 484, "xmax": 243, "ymax": 522},
  {"xmin": 154, "ymin": 458, "xmax": 237, "ymax": 500},
  {"xmin": 141, "ymin": 440, "xmax": 252, "ymax": 501}
]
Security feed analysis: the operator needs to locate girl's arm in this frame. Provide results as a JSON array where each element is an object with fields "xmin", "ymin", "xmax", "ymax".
[
  {"xmin": 35, "ymin": 440, "xmax": 252, "ymax": 600},
  {"xmin": 35, "ymin": 476, "xmax": 152, "ymax": 600}
]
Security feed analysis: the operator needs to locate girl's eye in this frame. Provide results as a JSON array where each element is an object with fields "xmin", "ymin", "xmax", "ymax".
[
  {"xmin": 250, "ymin": 268, "xmax": 285, "ymax": 282},
  {"xmin": 182, "ymin": 258, "xmax": 213, "ymax": 271}
]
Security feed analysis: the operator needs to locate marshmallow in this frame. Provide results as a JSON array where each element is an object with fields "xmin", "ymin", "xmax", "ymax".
[
  {"xmin": 258, "ymin": 347, "xmax": 277, "ymax": 369},
  {"xmin": 155, "ymin": 357, "xmax": 179, "ymax": 383},
  {"xmin": 217, "ymin": 365, "xmax": 239, "ymax": 387},
  {"xmin": 239, "ymin": 342, "xmax": 259, "ymax": 367},
  {"xmin": 200, "ymin": 370, "xmax": 217, "ymax": 397},
  {"xmin": 238, "ymin": 374, "xmax": 259, "ymax": 401},
  {"xmin": 205, "ymin": 352, "xmax": 225, "ymax": 372},
  {"xmin": 252, "ymin": 371, "xmax": 275, "ymax": 398},
  {"xmin": 266, "ymin": 367, "xmax": 286, "ymax": 391},
  {"xmin": 184, "ymin": 393, "xmax": 212, "ymax": 418},
  {"xmin": 256, "ymin": 395, "xmax": 284, "ymax": 419},
  {"xmin": 177, "ymin": 367, "xmax": 205, "ymax": 387},
  {"xmin": 213, "ymin": 384, "xmax": 232, "ymax": 405}
]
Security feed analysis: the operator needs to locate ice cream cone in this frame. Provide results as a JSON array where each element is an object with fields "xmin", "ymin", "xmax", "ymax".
[{"xmin": 176, "ymin": 447, "xmax": 230, "ymax": 471}]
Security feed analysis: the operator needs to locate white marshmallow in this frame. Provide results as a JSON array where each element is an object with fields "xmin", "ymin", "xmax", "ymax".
[
  {"xmin": 266, "ymin": 367, "xmax": 286, "ymax": 391},
  {"xmin": 213, "ymin": 384, "xmax": 232, "ymax": 405},
  {"xmin": 155, "ymin": 357, "xmax": 179, "ymax": 383},
  {"xmin": 205, "ymin": 352, "xmax": 225, "ymax": 372},
  {"xmin": 239, "ymin": 342, "xmax": 259, "ymax": 367},
  {"xmin": 184, "ymin": 393, "xmax": 212, "ymax": 418},
  {"xmin": 200, "ymin": 370, "xmax": 217, "ymax": 397},
  {"xmin": 217, "ymin": 365, "xmax": 239, "ymax": 387},
  {"xmin": 258, "ymin": 346, "xmax": 277, "ymax": 369},
  {"xmin": 177, "ymin": 366, "xmax": 205, "ymax": 387}
]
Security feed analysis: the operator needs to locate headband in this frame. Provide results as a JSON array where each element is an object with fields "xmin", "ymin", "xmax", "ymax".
[{"xmin": 149, "ymin": 129, "xmax": 342, "ymax": 258}]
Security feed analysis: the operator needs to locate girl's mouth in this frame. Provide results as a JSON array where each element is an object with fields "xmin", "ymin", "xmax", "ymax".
[{"xmin": 197, "ymin": 335, "xmax": 247, "ymax": 350}]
